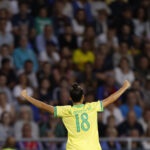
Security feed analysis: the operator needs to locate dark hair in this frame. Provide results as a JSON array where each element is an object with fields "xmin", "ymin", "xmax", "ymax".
[
  {"xmin": 24, "ymin": 60, "xmax": 33, "ymax": 65},
  {"xmin": 70, "ymin": 83, "xmax": 84, "ymax": 102},
  {"xmin": 2, "ymin": 58, "xmax": 10, "ymax": 66}
]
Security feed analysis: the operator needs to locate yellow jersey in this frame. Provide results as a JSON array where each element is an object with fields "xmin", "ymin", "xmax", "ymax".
[{"xmin": 54, "ymin": 101, "xmax": 103, "ymax": 150}]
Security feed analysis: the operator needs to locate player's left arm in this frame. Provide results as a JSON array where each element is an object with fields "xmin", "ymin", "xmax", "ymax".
[
  {"xmin": 102, "ymin": 80, "xmax": 131, "ymax": 108},
  {"xmin": 21, "ymin": 90, "xmax": 54, "ymax": 114}
]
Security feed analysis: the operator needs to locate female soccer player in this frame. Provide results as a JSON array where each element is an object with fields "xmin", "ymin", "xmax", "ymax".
[{"xmin": 21, "ymin": 80, "xmax": 130, "ymax": 150}]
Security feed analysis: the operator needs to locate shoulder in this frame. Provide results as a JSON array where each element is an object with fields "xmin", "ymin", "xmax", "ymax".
[{"xmin": 13, "ymin": 48, "xmax": 20, "ymax": 53}]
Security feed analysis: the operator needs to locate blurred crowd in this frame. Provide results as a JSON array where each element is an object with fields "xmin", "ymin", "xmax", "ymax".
[{"xmin": 0, "ymin": 0, "xmax": 150, "ymax": 150}]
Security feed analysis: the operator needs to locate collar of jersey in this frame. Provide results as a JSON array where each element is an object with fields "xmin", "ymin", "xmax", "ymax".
[{"xmin": 73, "ymin": 104, "xmax": 84, "ymax": 108}]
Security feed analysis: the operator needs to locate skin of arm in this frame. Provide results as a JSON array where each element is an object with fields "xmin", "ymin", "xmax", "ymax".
[
  {"xmin": 21, "ymin": 80, "xmax": 130, "ymax": 114},
  {"xmin": 102, "ymin": 80, "xmax": 131, "ymax": 108},
  {"xmin": 21, "ymin": 90, "xmax": 54, "ymax": 114}
]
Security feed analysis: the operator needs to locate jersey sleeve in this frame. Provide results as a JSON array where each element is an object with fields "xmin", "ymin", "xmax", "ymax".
[
  {"xmin": 90, "ymin": 101, "xmax": 103, "ymax": 112},
  {"xmin": 54, "ymin": 105, "xmax": 71, "ymax": 117}
]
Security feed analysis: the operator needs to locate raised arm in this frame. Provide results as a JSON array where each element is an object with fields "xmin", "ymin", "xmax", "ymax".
[
  {"xmin": 21, "ymin": 90, "xmax": 54, "ymax": 114},
  {"xmin": 102, "ymin": 80, "xmax": 131, "ymax": 108}
]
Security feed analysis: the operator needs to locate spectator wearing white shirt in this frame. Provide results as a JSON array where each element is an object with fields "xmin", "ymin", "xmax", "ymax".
[
  {"xmin": 14, "ymin": 105, "xmax": 39, "ymax": 139},
  {"xmin": 0, "ymin": 18, "xmax": 14, "ymax": 50},
  {"xmin": 97, "ymin": 26, "xmax": 119, "ymax": 51},
  {"xmin": 133, "ymin": 7, "xmax": 147, "ymax": 37},
  {"xmin": 0, "ymin": 92, "xmax": 14, "ymax": 119},
  {"xmin": 114, "ymin": 57, "xmax": 135, "ymax": 86},
  {"xmin": 13, "ymin": 73, "xmax": 33, "ymax": 103},
  {"xmin": 72, "ymin": 9, "xmax": 87, "ymax": 37},
  {"xmin": 39, "ymin": 41, "xmax": 60, "ymax": 65},
  {"xmin": 90, "ymin": 0, "xmax": 111, "ymax": 18},
  {"xmin": 103, "ymin": 104, "xmax": 124, "ymax": 125}
]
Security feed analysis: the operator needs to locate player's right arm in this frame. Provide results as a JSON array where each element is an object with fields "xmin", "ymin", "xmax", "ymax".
[
  {"xmin": 21, "ymin": 90, "xmax": 54, "ymax": 114},
  {"xmin": 102, "ymin": 80, "xmax": 131, "ymax": 108}
]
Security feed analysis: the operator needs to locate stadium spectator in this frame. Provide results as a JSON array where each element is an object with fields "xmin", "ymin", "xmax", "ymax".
[
  {"xmin": 72, "ymin": 0, "xmax": 93, "ymax": 22},
  {"xmin": 114, "ymin": 57, "xmax": 135, "ymax": 86},
  {"xmin": 90, "ymin": 0, "xmax": 111, "ymax": 18},
  {"xmin": 18, "ymin": 123, "xmax": 43, "ymax": 150},
  {"xmin": 0, "ymin": 58, "xmax": 16, "ymax": 88},
  {"xmin": 17, "ymin": 60, "xmax": 38, "ymax": 89},
  {"xmin": 39, "ymin": 41, "xmax": 60, "ymax": 65},
  {"xmin": 139, "ymin": 108, "xmax": 150, "ymax": 132},
  {"xmin": 52, "ymin": 1, "xmax": 71, "ymax": 35},
  {"xmin": 0, "ymin": 93, "xmax": 14, "ymax": 119},
  {"xmin": 120, "ymin": 90, "xmax": 142, "ymax": 119},
  {"xmin": 93, "ymin": 9, "xmax": 109, "ymax": 35},
  {"xmin": 142, "ymin": 125, "xmax": 150, "ymax": 149},
  {"xmin": 129, "ymin": 129, "xmax": 143, "ymax": 150},
  {"xmin": 77, "ymin": 62, "xmax": 96, "ymax": 89},
  {"xmin": 73, "ymin": 39, "xmax": 95, "ymax": 71},
  {"xmin": 44, "ymin": 130, "xmax": 57, "ymax": 150},
  {"xmin": 35, "ymin": 7, "xmax": 52, "ymax": 35},
  {"xmin": 142, "ymin": 76, "xmax": 150, "ymax": 106},
  {"xmin": 106, "ymin": 115, "xmax": 116, "ymax": 128},
  {"xmin": 133, "ymin": 7, "xmax": 147, "ymax": 37},
  {"xmin": 0, "ymin": 73, "xmax": 13, "ymax": 104},
  {"xmin": 0, "ymin": 8, "xmax": 12, "ymax": 32},
  {"xmin": 117, "ymin": 111, "xmax": 144, "ymax": 136},
  {"xmin": 97, "ymin": 26, "xmax": 119, "ymax": 51},
  {"xmin": 14, "ymin": 105, "xmax": 39, "ymax": 139},
  {"xmin": 113, "ymin": 41, "xmax": 134, "ymax": 68},
  {"xmin": 13, "ymin": 73, "xmax": 33, "ymax": 103},
  {"xmin": 36, "ymin": 24, "xmax": 58, "ymax": 52},
  {"xmin": 118, "ymin": 24, "xmax": 133, "ymax": 47},
  {"xmin": 11, "ymin": 2, "xmax": 34, "ymax": 32},
  {"xmin": 59, "ymin": 24, "xmax": 78, "ymax": 50},
  {"xmin": 0, "ymin": 44, "xmax": 14, "ymax": 68},
  {"xmin": 0, "ymin": 18, "xmax": 14, "ymax": 50},
  {"xmin": 101, "ymin": 127, "xmax": 121, "ymax": 150},
  {"xmin": 72, "ymin": 9, "xmax": 87, "ymax": 36},
  {"xmin": 103, "ymin": 104, "xmax": 124, "ymax": 125},
  {"xmin": 81, "ymin": 25, "xmax": 97, "ymax": 50},
  {"xmin": 38, "ymin": 78, "xmax": 53, "ymax": 103},
  {"xmin": 135, "ymin": 56, "xmax": 149, "ymax": 82},
  {"xmin": 53, "ymin": 77, "xmax": 69, "ymax": 101},
  {"xmin": 2, "ymin": 136, "xmax": 18, "ymax": 150},
  {"xmin": 97, "ymin": 72, "xmax": 118, "ymax": 100},
  {"xmin": 36, "ymin": 62, "xmax": 52, "ymax": 83},
  {"xmin": 0, "ymin": 112, "xmax": 13, "ymax": 141},
  {"xmin": 62, "ymin": 0, "xmax": 73, "ymax": 18},
  {"xmin": 13, "ymin": 36, "xmax": 38, "ymax": 71},
  {"xmin": 40, "ymin": 115, "xmax": 58, "ymax": 137}
]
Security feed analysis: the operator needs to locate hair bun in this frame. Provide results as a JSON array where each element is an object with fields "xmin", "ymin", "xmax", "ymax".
[{"xmin": 72, "ymin": 83, "xmax": 78, "ymax": 90}]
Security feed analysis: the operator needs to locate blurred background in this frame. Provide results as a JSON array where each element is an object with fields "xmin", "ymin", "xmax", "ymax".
[{"xmin": 0, "ymin": 0, "xmax": 150, "ymax": 150}]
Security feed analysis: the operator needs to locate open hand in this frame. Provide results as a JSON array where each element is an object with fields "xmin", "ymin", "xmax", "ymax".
[
  {"xmin": 21, "ymin": 89, "xmax": 28, "ymax": 98},
  {"xmin": 123, "ymin": 80, "xmax": 131, "ymax": 89}
]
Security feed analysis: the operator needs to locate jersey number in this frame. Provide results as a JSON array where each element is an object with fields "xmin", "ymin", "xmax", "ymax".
[{"xmin": 75, "ymin": 113, "xmax": 90, "ymax": 132}]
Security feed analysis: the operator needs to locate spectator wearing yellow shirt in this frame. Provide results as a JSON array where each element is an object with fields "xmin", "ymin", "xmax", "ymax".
[{"xmin": 73, "ymin": 40, "xmax": 95, "ymax": 71}]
